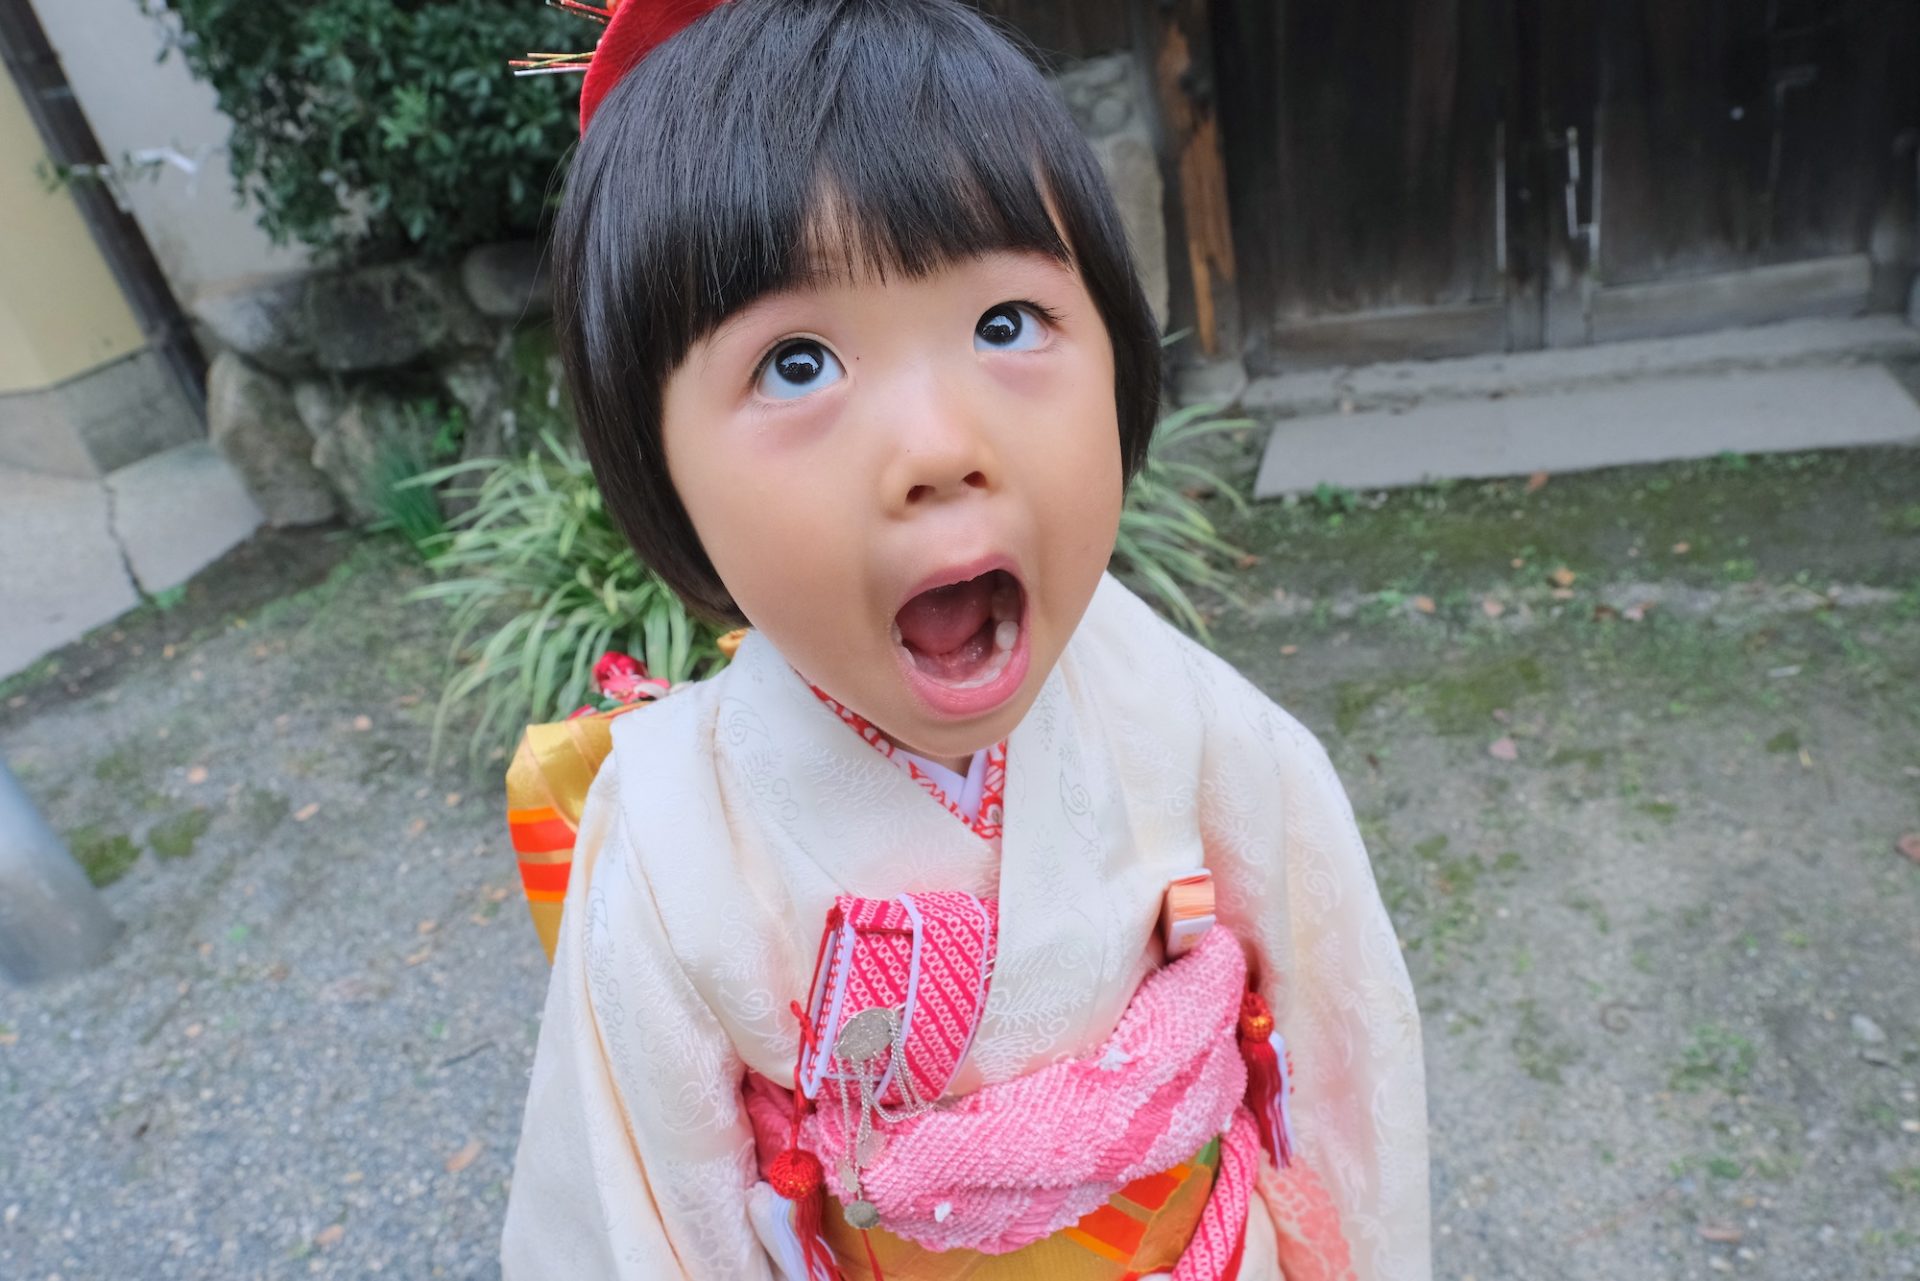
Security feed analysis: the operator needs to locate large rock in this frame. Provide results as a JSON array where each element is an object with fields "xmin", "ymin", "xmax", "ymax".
[
  {"xmin": 307, "ymin": 388, "xmax": 442, "ymax": 524},
  {"xmin": 191, "ymin": 262, "xmax": 494, "ymax": 376},
  {"xmin": 303, "ymin": 263, "xmax": 492, "ymax": 372},
  {"xmin": 205, "ymin": 352, "xmax": 338, "ymax": 527},
  {"xmin": 461, "ymin": 242, "xmax": 553, "ymax": 320},
  {"xmin": 1051, "ymin": 54, "xmax": 1170, "ymax": 326},
  {"xmin": 191, "ymin": 275, "xmax": 312, "ymax": 377}
]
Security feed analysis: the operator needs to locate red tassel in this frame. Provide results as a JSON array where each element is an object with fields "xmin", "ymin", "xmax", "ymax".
[
  {"xmin": 1237, "ymin": 991, "xmax": 1292, "ymax": 1168},
  {"xmin": 766, "ymin": 1146, "xmax": 842, "ymax": 1281}
]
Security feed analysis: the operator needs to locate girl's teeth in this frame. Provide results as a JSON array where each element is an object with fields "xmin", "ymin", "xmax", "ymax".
[
  {"xmin": 891, "ymin": 621, "xmax": 904, "ymax": 647},
  {"xmin": 993, "ymin": 620, "xmax": 1018, "ymax": 652}
]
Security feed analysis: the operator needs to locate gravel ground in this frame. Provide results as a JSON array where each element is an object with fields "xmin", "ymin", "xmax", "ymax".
[{"xmin": 2, "ymin": 449, "xmax": 1917, "ymax": 1280}]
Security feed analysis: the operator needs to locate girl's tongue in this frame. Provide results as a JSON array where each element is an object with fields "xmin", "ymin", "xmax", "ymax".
[{"xmin": 893, "ymin": 571, "xmax": 1022, "ymax": 683}]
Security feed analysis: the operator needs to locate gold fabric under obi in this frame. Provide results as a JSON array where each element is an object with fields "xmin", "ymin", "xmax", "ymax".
[{"xmin": 822, "ymin": 1138, "xmax": 1221, "ymax": 1281}]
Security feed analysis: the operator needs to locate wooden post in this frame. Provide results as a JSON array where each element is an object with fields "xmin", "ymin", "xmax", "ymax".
[{"xmin": 1144, "ymin": 0, "xmax": 1239, "ymax": 359}]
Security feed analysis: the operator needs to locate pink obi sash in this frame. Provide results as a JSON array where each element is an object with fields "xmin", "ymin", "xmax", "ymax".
[{"xmin": 751, "ymin": 899, "xmax": 1286, "ymax": 1281}]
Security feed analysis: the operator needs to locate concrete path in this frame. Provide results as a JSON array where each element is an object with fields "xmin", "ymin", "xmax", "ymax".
[
  {"xmin": 0, "ymin": 445, "xmax": 260, "ymax": 679},
  {"xmin": 1257, "ymin": 362, "xmax": 1920, "ymax": 495}
]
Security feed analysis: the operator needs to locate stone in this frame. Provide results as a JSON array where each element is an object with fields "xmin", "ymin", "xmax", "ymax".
[
  {"xmin": 191, "ymin": 263, "xmax": 494, "ymax": 377},
  {"xmin": 291, "ymin": 380, "xmax": 343, "ymax": 442},
  {"xmin": 1175, "ymin": 356, "xmax": 1250, "ymax": 408},
  {"xmin": 190, "ymin": 275, "xmax": 314, "ymax": 377},
  {"xmin": 308, "ymin": 390, "xmax": 439, "ymax": 524},
  {"xmin": 1092, "ymin": 94, "xmax": 1132, "ymax": 133},
  {"xmin": 1852, "ymin": 1013, "xmax": 1888, "ymax": 1045},
  {"xmin": 461, "ymin": 242, "xmax": 553, "ymax": 320},
  {"xmin": 1093, "ymin": 133, "xmax": 1169, "ymax": 328},
  {"xmin": 304, "ymin": 263, "xmax": 492, "ymax": 373},
  {"xmin": 204, "ymin": 352, "xmax": 338, "ymax": 527}
]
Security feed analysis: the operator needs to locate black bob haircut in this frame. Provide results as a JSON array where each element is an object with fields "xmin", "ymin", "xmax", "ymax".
[{"xmin": 554, "ymin": 0, "xmax": 1164, "ymax": 624}]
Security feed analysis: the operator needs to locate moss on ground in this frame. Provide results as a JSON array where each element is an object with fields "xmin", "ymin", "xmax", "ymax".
[
  {"xmin": 1222, "ymin": 447, "xmax": 1920, "ymax": 601},
  {"xmin": 148, "ymin": 808, "xmax": 214, "ymax": 861},
  {"xmin": 66, "ymin": 824, "xmax": 140, "ymax": 887}
]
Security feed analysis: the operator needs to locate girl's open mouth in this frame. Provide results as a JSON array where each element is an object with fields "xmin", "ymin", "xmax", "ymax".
[{"xmin": 890, "ymin": 567, "xmax": 1031, "ymax": 717}]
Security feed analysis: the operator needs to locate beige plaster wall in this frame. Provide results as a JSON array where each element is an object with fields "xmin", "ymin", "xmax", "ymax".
[
  {"xmin": 0, "ymin": 71, "xmax": 145, "ymax": 394},
  {"xmin": 26, "ymin": 0, "xmax": 303, "ymax": 305}
]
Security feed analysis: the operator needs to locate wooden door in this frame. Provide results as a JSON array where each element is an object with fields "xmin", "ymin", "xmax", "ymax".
[
  {"xmin": 1211, "ymin": 0, "xmax": 1518, "ymax": 370},
  {"xmin": 1211, "ymin": 0, "xmax": 1920, "ymax": 370}
]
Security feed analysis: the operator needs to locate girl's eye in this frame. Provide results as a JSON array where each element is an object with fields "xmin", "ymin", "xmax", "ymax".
[
  {"xmin": 756, "ymin": 340, "xmax": 845, "ymax": 401},
  {"xmin": 974, "ymin": 303, "xmax": 1046, "ymax": 352}
]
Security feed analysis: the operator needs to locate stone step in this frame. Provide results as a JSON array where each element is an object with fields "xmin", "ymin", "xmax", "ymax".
[
  {"xmin": 1254, "ymin": 362, "xmax": 1920, "ymax": 498},
  {"xmin": 1242, "ymin": 315, "xmax": 1920, "ymax": 422}
]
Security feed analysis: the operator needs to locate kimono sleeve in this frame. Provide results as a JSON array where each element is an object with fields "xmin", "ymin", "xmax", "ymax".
[
  {"xmin": 1196, "ymin": 661, "xmax": 1432, "ymax": 1281},
  {"xmin": 501, "ymin": 762, "xmax": 773, "ymax": 1281}
]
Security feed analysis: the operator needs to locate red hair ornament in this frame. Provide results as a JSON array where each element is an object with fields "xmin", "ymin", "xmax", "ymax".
[{"xmin": 512, "ymin": 0, "xmax": 729, "ymax": 133}]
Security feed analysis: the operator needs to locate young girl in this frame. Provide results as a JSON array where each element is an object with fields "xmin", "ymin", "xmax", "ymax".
[{"xmin": 500, "ymin": 2, "xmax": 1430, "ymax": 1277}]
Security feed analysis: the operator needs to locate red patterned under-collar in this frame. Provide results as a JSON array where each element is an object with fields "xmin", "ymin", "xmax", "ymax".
[{"xmin": 809, "ymin": 687, "xmax": 1006, "ymax": 846}]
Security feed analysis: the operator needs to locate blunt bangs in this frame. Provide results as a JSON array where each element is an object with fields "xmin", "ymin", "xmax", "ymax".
[{"xmin": 554, "ymin": 0, "xmax": 1164, "ymax": 622}]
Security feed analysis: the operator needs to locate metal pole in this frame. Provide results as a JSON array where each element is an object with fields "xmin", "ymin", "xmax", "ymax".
[{"xmin": 0, "ymin": 760, "xmax": 121, "ymax": 984}]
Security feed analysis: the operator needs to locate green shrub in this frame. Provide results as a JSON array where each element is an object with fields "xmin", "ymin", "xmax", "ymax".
[
  {"xmin": 163, "ymin": 0, "xmax": 581, "ymax": 260},
  {"xmin": 415, "ymin": 434, "xmax": 731, "ymax": 763},
  {"xmin": 422, "ymin": 410, "xmax": 1249, "ymax": 761}
]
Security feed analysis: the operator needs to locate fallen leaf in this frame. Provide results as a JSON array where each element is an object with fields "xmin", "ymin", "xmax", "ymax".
[
  {"xmin": 1697, "ymin": 1224, "xmax": 1742, "ymax": 1244},
  {"xmin": 470, "ymin": 912, "xmax": 496, "ymax": 927},
  {"xmin": 184, "ymin": 1023, "xmax": 204, "ymax": 1039},
  {"xmin": 1623, "ymin": 603, "xmax": 1655, "ymax": 622},
  {"xmin": 1592, "ymin": 603, "xmax": 1621, "ymax": 622},
  {"xmin": 1510, "ymin": 557, "xmax": 1526, "ymax": 569},
  {"xmin": 352, "ymin": 715, "xmax": 373, "ymax": 732},
  {"xmin": 1672, "ymin": 541, "xmax": 1691, "ymax": 555},
  {"xmin": 417, "ymin": 919, "xmax": 438, "ymax": 935},
  {"xmin": 185, "ymin": 766, "xmax": 209, "ymax": 785},
  {"xmin": 0, "ymin": 1031, "xmax": 18, "ymax": 1047},
  {"xmin": 314, "ymin": 1224, "xmax": 345, "ymax": 1250},
  {"xmin": 343, "ymin": 1170, "xmax": 364, "ymax": 1184},
  {"xmin": 444, "ymin": 792, "xmax": 463, "ymax": 808},
  {"xmin": 292, "ymin": 803, "xmax": 320, "ymax": 823},
  {"xmin": 405, "ymin": 947, "xmax": 433, "ymax": 967},
  {"xmin": 1490, "ymin": 708, "xmax": 1511, "ymax": 724},
  {"xmin": 266, "ymin": 963, "xmax": 290, "ymax": 982},
  {"xmin": 1526, "ymin": 471, "xmax": 1550, "ymax": 493},
  {"xmin": 1898, "ymin": 833, "xmax": 1920, "ymax": 864},
  {"xmin": 1412, "ymin": 596, "xmax": 1437, "ymax": 615},
  {"xmin": 162, "ymin": 644, "xmax": 177, "ymax": 660},
  {"xmin": 406, "ymin": 817, "xmax": 428, "ymax": 837},
  {"xmin": 1235, "ymin": 553, "xmax": 1261, "ymax": 570},
  {"xmin": 395, "ymin": 693, "xmax": 422, "ymax": 707},
  {"xmin": 1280, "ymin": 645, "xmax": 1299, "ymax": 657},
  {"xmin": 1481, "ymin": 598, "xmax": 1507, "ymax": 619},
  {"xmin": 1551, "ymin": 588, "xmax": 1575, "ymax": 601},
  {"xmin": 445, "ymin": 1139, "xmax": 483, "ymax": 1174},
  {"xmin": 1488, "ymin": 738, "xmax": 1519, "ymax": 762},
  {"xmin": 485, "ymin": 885, "xmax": 511, "ymax": 903},
  {"xmin": 1550, "ymin": 566, "xmax": 1577, "ymax": 588}
]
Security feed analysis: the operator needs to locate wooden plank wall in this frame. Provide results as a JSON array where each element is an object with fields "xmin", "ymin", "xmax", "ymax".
[{"xmin": 972, "ymin": 0, "xmax": 1133, "ymax": 60}]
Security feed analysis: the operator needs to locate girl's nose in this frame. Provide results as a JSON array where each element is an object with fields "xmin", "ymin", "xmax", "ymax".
[{"xmin": 878, "ymin": 377, "xmax": 999, "ymax": 512}]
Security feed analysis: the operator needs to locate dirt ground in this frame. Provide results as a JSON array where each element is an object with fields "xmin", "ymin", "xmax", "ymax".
[{"xmin": 1, "ymin": 445, "xmax": 1917, "ymax": 1280}]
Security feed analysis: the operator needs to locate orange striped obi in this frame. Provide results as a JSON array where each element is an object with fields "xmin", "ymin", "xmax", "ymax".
[
  {"xmin": 504, "ymin": 704, "xmax": 647, "ymax": 962},
  {"xmin": 821, "ymin": 1137, "xmax": 1223, "ymax": 1281}
]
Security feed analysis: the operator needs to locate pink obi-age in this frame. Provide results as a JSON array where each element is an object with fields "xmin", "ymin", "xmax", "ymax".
[{"xmin": 741, "ymin": 893, "xmax": 1349, "ymax": 1281}]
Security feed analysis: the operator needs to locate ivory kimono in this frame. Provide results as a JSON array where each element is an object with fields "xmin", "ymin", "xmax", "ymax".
[{"xmin": 500, "ymin": 575, "xmax": 1430, "ymax": 1279}]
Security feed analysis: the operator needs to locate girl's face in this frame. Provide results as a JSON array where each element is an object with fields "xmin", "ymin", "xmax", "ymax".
[{"xmin": 662, "ymin": 247, "xmax": 1125, "ymax": 770}]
